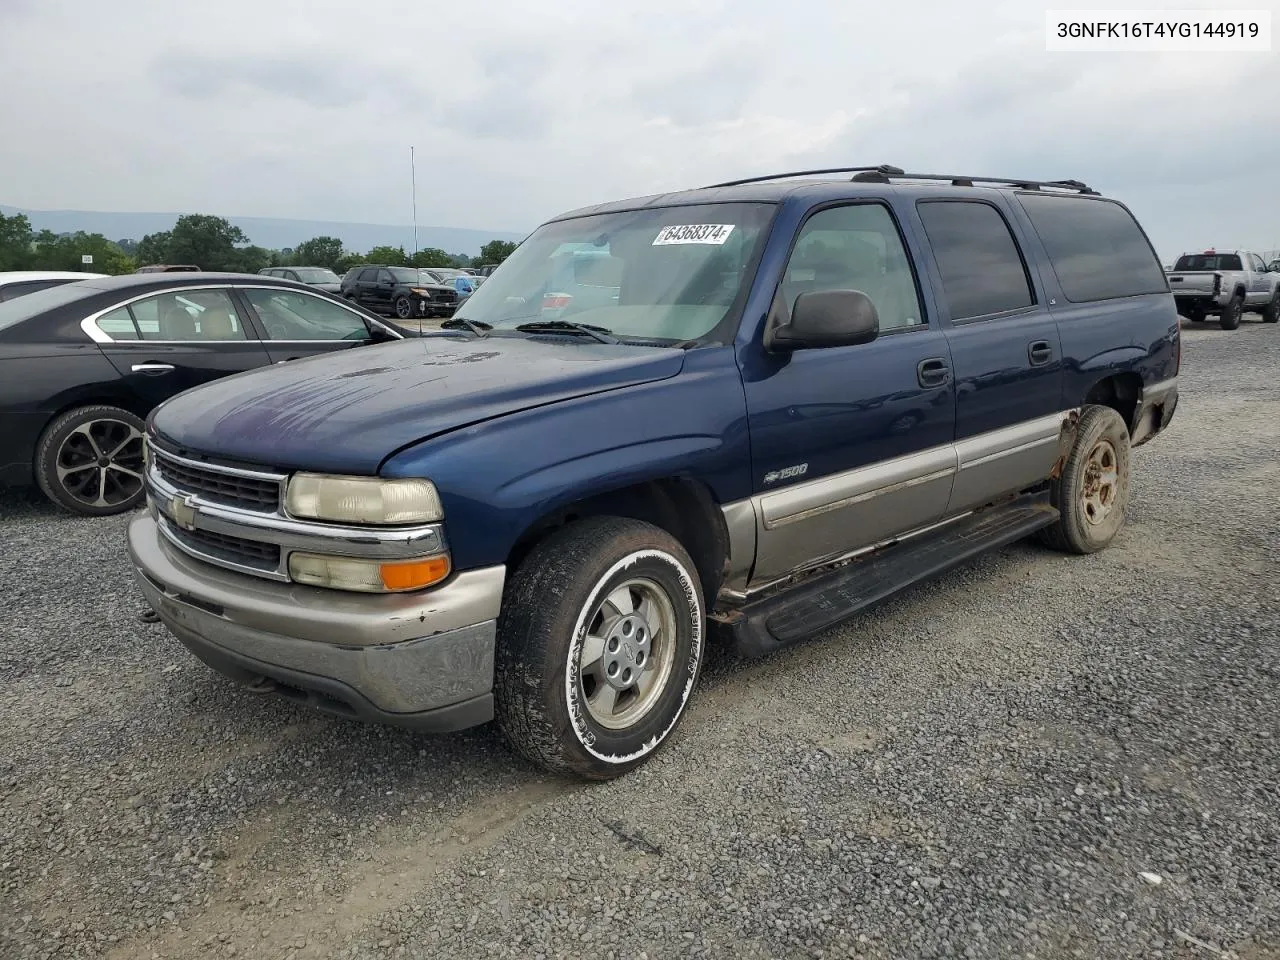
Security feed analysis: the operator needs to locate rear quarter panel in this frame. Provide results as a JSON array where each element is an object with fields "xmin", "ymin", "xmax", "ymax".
[{"xmin": 378, "ymin": 347, "xmax": 751, "ymax": 572}]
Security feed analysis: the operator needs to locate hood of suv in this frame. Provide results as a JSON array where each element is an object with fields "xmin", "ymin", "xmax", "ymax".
[{"xmin": 150, "ymin": 335, "xmax": 686, "ymax": 475}]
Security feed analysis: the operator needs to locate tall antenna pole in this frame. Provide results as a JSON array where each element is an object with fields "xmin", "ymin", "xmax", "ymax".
[{"xmin": 410, "ymin": 145, "xmax": 419, "ymax": 257}]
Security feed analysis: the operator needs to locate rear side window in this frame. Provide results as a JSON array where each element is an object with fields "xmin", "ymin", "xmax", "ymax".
[
  {"xmin": 1019, "ymin": 194, "xmax": 1168, "ymax": 302},
  {"xmin": 916, "ymin": 200, "xmax": 1034, "ymax": 320}
]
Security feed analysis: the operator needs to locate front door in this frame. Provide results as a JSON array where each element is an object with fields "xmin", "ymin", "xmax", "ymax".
[
  {"xmin": 235, "ymin": 287, "xmax": 386, "ymax": 364},
  {"xmin": 92, "ymin": 287, "xmax": 272, "ymax": 409},
  {"xmin": 909, "ymin": 196, "xmax": 1066, "ymax": 516},
  {"xmin": 739, "ymin": 201, "xmax": 957, "ymax": 586}
]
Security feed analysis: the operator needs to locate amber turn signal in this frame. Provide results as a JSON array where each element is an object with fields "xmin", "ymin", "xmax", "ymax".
[{"xmin": 380, "ymin": 555, "xmax": 451, "ymax": 592}]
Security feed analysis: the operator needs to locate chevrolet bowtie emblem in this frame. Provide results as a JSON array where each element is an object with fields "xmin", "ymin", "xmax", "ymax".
[{"xmin": 170, "ymin": 495, "xmax": 199, "ymax": 531}]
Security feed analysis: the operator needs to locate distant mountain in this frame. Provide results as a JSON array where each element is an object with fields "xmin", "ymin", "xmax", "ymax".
[{"xmin": 0, "ymin": 205, "xmax": 526, "ymax": 257}]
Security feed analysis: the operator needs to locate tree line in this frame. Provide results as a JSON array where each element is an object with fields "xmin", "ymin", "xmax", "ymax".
[{"xmin": 0, "ymin": 212, "xmax": 519, "ymax": 276}]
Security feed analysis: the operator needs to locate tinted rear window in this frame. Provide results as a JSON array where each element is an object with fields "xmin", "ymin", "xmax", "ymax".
[
  {"xmin": 1173, "ymin": 254, "xmax": 1243, "ymax": 272},
  {"xmin": 0, "ymin": 281, "xmax": 101, "ymax": 333},
  {"xmin": 916, "ymin": 200, "xmax": 1034, "ymax": 320},
  {"xmin": 1018, "ymin": 194, "xmax": 1168, "ymax": 302}
]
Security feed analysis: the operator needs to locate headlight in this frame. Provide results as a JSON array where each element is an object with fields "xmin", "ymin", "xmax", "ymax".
[
  {"xmin": 285, "ymin": 474, "xmax": 443, "ymax": 525},
  {"xmin": 288, "ymin": 553, "xmax": 451, "ymax": 593},
  {"xmin": 409, "ymin": 287, "xmax": 431, "ymax": 296}
]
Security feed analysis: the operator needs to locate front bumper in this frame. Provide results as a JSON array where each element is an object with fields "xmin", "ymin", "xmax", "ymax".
[
  {"xmin": 416, "ymin": 297, "xmax": 457, "ymax": 318},
  {"xmin": 128, "ymin": 514, "xmax": 506, "ymax": 732}
]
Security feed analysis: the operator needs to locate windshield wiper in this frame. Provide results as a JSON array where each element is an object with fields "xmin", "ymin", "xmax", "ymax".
[
  {"xmin": 514, "ymin": 320, "xmax": 619, "ymax": 345},
  {"xmin": 440, "ymin": 316, "xmax": 491, "ymax": 338}
]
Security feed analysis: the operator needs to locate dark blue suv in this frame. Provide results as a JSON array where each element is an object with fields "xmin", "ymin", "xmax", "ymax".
[{"xmin": 128, "ymin": 165, "xmax": 1180, "ymax": 780}]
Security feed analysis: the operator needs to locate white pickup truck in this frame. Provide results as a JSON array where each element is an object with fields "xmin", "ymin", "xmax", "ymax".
[{"xmin": 1166, "ymin": 249, "xmax": 1280, "ymax": 330}]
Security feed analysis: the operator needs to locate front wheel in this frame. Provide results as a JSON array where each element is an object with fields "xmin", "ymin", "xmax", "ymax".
[
  {"xmin": 1262, "ymin": 289, "xmax": 1280, "ymax": 324},
  {"xmin": 393, "ymin": 295, "xmax": 413, "ymax": 319},
  {"xmin": 1038, "ymin": 405, "xmax": 1131, "ymax": 554},
  {"xmin": 1220, "ymin": 293, "xmax": 1243, "ymax": 330},
  {"xmin": 495, "ymin": 517, "xmax": 705, "ymax": 780}
]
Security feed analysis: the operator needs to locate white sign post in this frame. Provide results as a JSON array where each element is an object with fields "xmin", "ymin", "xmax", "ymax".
[{"xmin": 81, "ymin": 254, "xmax": 93, "ymax": 265}]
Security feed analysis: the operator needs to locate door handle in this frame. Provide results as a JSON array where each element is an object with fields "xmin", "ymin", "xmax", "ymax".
[
  {"xmin": 917, "ymin": 357, "xmax": 950, "ymax": 388},
  {"xmin": 1028, "ymin": 340, "xmax": 1054, "ymax": 366},
  {"xmin": 131, "ymin": 363, "xmax": 175, "ymax": 375}
]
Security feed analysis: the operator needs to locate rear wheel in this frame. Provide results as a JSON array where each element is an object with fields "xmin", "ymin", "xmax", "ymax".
[
  {"xmin": 35, "ymin": 405, "xmax": 147, "ymax": 516},
  {"xmin": 1262, "ymin": 289, "xmax": 1280, "ymax": 324},
  {"xmin": 1038, "ymin": 405, "xmax": 1131, "ymax": 555},
  {"xmin": 1220, "ymin": 293, "xmax": 1243, "ymax": 330},
  {"xmin": 494, "ymin": 517, "xmax": 705, "ymax": 780}
]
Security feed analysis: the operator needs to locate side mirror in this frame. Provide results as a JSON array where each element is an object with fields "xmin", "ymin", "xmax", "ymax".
[{"xmin": 768, "ymin": 289, "xmax": 880, "ymax": 351}]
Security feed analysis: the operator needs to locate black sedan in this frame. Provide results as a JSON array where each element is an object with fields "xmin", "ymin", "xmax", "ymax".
[{"xmin": 0, "ymin": 273, "xmax": 405, "ymax": 516}]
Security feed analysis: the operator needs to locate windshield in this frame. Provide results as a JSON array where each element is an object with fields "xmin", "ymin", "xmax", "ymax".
[
  {"xmin": 451, "ymin": 202, "xmax": 775, "ymax": 342},
  {"xmin": 389, "ymin": 268, "xmax": 440, "ymax": 284},
  {"xmin": 0, "ymin": 280, "xmax": 102, "ymax": 333},
  {"xmin": 1174, "ymin": 254, "xmax": 1242, "ymax": 271},
  {"xmin": 294, "ymin": 268, "xmax": 339, "ymax": 282}
]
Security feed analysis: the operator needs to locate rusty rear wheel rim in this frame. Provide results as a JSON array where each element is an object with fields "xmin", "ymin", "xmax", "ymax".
[{"xmin": 1080, "ymin": 438, "xmax": 1119, "ymax": 526}]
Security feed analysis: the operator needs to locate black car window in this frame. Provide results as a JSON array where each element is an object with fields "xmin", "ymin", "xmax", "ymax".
[
  {"xmin": 781, "ymin": 203, "xmax": 924, "ymax": 331},
  {"xmin": 358, "ymin": 268, "xmax": 380, "ymax": 282},
  {"xmin": 126, "ymin": 290, "xmax": 249, "ymax": 341},
  {"xmin": 95, "ymin": 306, "xmax": 141, "ymax": 340},
  {"xmin": 243, "ymin": 289, "xmax": 370, "ymax": 341},
  {"xmin": 1018, "ymin": 194, "xmax": 1167, "ymax": 303},
  {"xmin": 916, "ymin": 200, "xmax": 1034, "ymax": 320}
]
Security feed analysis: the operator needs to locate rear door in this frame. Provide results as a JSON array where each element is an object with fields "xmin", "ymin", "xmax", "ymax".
[
  {"xmin": 90, "ymin": 287, "xmax": 271, "ymax": 409},
  {"xmin": 910, "ymin": 195, "xmax": 1065, "ymax": 516},
  {"xmin": 1248, "ymin": 253, "xmax": 1269, "ymax": 301},
  {"xmin": 235, "ymin": 286, "xmax": 390, "ymax": 364}
]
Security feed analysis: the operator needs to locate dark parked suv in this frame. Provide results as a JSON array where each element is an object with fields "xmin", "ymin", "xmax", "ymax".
[
  {"xmin": 130, "ymin": 164, "xmax": 1179, "ymax": 781},
  {"xmin": 340, "ymin": 265, "xmax": 459, "ymax": 319}
]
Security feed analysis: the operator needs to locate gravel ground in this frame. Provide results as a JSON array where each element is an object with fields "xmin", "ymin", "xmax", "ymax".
[{"xmin": 2, "ymin": 318, "xmax": 1279, "ymax": 960}]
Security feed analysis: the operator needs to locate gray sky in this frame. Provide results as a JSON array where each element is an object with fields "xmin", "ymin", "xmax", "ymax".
[{"xmin": 1, "ymin": 0, "xmax": 1277, "ymax": 260}]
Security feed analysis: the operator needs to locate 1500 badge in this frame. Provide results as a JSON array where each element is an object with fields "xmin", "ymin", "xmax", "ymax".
[{"xmin": 763, "ymin": 463, "xmax": 809, "ymax": 485}]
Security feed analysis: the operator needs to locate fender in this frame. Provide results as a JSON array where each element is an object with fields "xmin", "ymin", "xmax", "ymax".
[{"xmin": 379, "ymin": 346, "xmax": 752, "ymax": 572}]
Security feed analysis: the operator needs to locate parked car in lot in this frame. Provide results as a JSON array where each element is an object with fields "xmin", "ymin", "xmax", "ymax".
[
  {"xmin": 0, "ymin": 270, "xmax": 107, "ymax": 301},
  {"xmin": 1165, "ymin": 249, "xmax": 1280, "ymax": 328},
  {"xmin": 129, "ymin": 165, "xmax": 1180, "ymax": 780},
  {"xmin": 339, "ymin": 265, "xmax": 459, "ymax": 319},
  {"xmin": 257, "ymin": 266, "xmax": 343, "ymax": 294},
  {"xmin": 0, "ymin": 273, "xmax": 404, "ymax": 515}
]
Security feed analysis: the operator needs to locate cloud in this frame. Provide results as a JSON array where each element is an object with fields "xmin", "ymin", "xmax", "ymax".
[{"xmin": 0, "ymin": 0, "xmax": 1275, "ymax": 258}]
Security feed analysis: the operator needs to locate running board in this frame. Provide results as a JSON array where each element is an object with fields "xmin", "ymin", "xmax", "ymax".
[{"xmin": 718, "ymin": 492, "xmax": 1059, "ymax": 658}]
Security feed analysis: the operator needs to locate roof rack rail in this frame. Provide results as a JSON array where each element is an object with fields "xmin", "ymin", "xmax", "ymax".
[
  {"xmin": 703, "ymin": 165, "xmax": 1098, "ymax": 195},
  {"xmin": 702, "ymin": 165, "xmax": 899, "ymax": 189}
]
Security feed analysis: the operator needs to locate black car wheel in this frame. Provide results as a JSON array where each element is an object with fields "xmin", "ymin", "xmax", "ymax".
[
  {"xmin": 394, "ymin": 296, "xmax": 413, "ymax": 319},
  {"xmin": 1263, "ymin": 289, "xmax": 1280, "ymax": 324},
  {"xmin": 1220, "ymin": 293, "xmax": 1243, "ymax": 330},
  {"xmin": 35, "ymin": 405, "xmax": 147, "ymax": 516}
]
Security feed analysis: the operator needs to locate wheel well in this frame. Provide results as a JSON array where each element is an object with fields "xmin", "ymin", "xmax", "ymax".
[
  {"xmin": 506, "ymin": 478, "xmax": 729, "ymax": 604},
  {"xmin": 1083, "ymin": 373, "xmax": 1143, "ymax": 431}
]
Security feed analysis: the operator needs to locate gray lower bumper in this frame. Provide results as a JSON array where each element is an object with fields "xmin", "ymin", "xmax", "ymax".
[{"xmin": 127, "ymin": 514, "xmax": 505, "ymax": 732}]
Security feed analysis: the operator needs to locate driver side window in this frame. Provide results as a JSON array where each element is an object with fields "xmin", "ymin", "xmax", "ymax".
[
  {"xmin": 782, "ymin": 204, "xmax": 924, "ymax": 332},
  {"xmin": 243, "ymin": 289, "xmax": 370, "ymax": 341}
]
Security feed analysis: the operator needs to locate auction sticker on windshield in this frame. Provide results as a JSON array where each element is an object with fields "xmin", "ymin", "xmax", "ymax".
[{"xmin": 652, "ymin": 224, "xmax": 736, "ymax": 245}]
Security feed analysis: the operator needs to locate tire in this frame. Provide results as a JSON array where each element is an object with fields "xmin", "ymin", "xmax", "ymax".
[
  {"xmin": 1220, "ymin": 293, "xmax": 1243, "ymax": 330},
  {"xmin": 1038, "ymin": 405, "xmax": 1131, "ymax": 555},
  {"xmin": 393, "ymin": 296, "xmax": 413, "ymax": 320},
  {"xmin": 1185, "ymin": 305, "xmax": 1206, "ymax": 325},
  {"xmin": 494, "ymin": 516, "xmax": 705, "ymax": 780},
  {"xmin": 1263, "ymin": 289, "xmax": 1280, "ymax": 324},
  {"xmin": 35, "ymin": 405, "xmax": 147, "ymax": 516}
]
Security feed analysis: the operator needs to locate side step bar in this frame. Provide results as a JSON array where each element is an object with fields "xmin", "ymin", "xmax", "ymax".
[{"xmin": 718, "ymin": 492, "xmax": 1059, "ymax": 659}]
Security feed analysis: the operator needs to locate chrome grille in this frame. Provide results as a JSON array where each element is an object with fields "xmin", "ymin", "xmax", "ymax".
[
  {"xmin": 154, "ymin": 450, "xmax": 281, "ymax": 512},
  {"xmin": 166, "ymin": 522, "xmax": 282, "ymax": 572}
]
